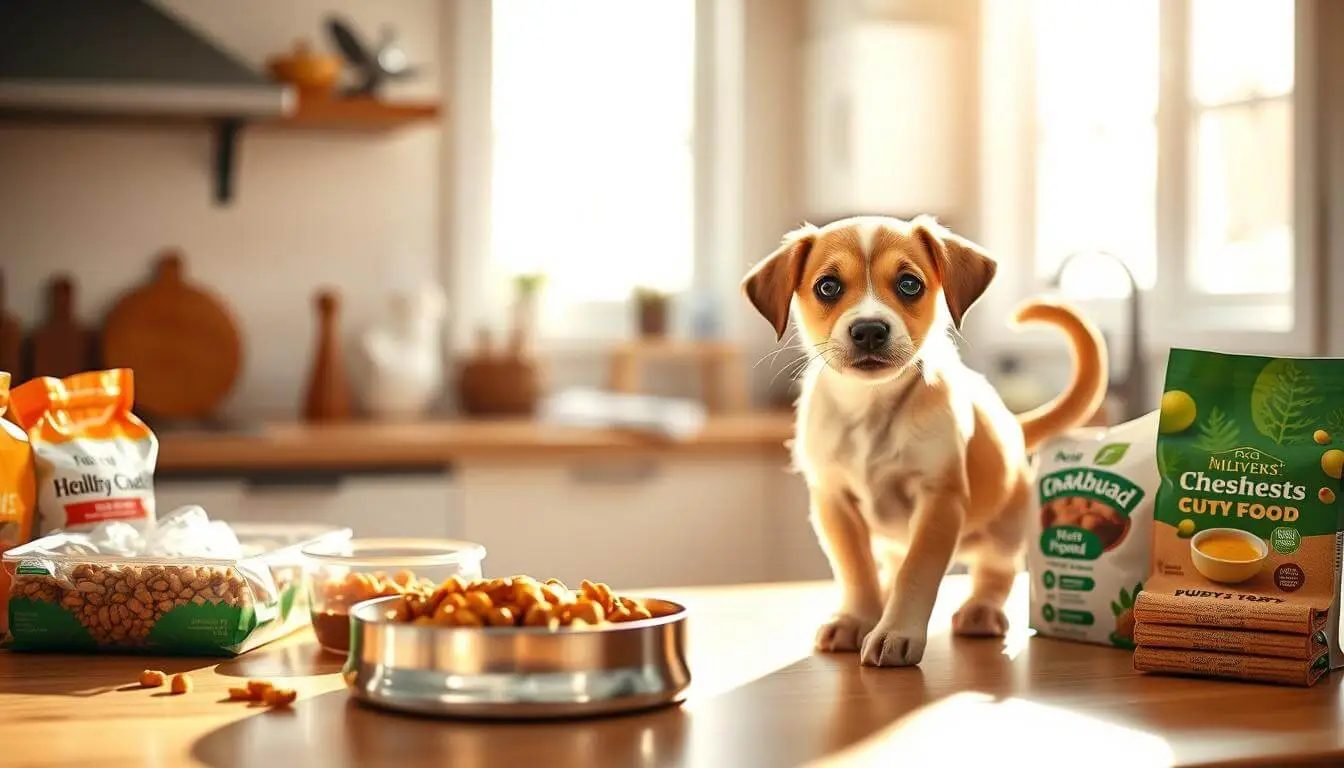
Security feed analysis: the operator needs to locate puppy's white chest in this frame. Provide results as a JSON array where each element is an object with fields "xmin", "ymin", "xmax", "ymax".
[
  {"xmin": 838, "ymin": 429, "xmax": 923, "ymax": 537},
  {"xmin": 798, "ymin": 382, "xmax": 935, "ymax": 540}
]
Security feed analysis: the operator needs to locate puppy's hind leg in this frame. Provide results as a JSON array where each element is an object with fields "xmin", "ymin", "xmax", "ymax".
[
  {"xmin": 811, "ymin": 491, "xmax": 883, "ymax": 653},
  {"xmin": 954, "ymin": 482, "xmax": 1029, "ymax": 637},
  {"xmin": 953, "ymin": 552, "xmax": 1016, "ymax": 637}
]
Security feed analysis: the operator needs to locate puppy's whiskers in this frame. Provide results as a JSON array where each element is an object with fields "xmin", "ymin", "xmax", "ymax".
[
  {"xmin": 769, "ymin": 349, "xmax": 815, "ymax": 390},
  {"xmin": 775, "ymin": 340, "xmax": 838, "ymax": 387},
  {"xmin": 945, "ymin": 323, "xmax": 970, "ymax": 350},
  {"xmin": 754, "ymin": 330, "xmax": 804, "ymax": 370}
]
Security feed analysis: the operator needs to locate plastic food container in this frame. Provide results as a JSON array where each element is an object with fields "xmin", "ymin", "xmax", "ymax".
[
  {"xmin": 301, "ymin": 538, "xmax": 486, "ymax": 654},
  {"xmin": 2, "ymin": 523, "xmax": 351, "ymax": 656}
]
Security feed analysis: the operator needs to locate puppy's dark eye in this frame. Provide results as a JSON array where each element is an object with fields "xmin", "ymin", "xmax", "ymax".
[
  {"xmin": 896, "ymin": 274, "xmax": 924, "ymax": 298},
  {"xmin": 814, "ymin": 276, "xmax": 843, "ymax": 301}
]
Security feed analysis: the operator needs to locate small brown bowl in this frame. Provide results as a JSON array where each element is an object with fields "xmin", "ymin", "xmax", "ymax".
[{"xmin": 267, "ymin": 40, "xmax": 341, "ymax": 96}]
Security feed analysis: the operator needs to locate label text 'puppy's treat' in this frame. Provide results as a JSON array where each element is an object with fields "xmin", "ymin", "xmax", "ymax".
[
  {"xmin": 11, "ymin": 370, "xmax": 158, "ymax": 534},
  {"xmin": 1135, "ymin": 349, "xmax": 1344, "ymax": 686}
]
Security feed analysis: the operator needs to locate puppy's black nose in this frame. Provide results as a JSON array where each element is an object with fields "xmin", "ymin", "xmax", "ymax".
[{"xmin": 849, "ymin": 320, "xmax": 890, "ymax": 352}]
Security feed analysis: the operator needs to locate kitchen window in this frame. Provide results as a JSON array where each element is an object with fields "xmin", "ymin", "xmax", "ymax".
[
  {"xmin": 980, "ymin": 0, "xmax": 1318, "ymax": 354},
  {"xmin": 487, "ymin": 0, "xmax": 697, "ymax": 339}
]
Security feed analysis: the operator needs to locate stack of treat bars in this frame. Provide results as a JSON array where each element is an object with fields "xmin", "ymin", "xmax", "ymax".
[{"xmin": 1132, "ymin": 591, "xmax": 1332, "ymax": 687}]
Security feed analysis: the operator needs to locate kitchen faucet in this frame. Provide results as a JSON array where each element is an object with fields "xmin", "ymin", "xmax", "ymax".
[{"xmin": 1049, "ymin": 251, "xmax": 1147, "ymax": 422}]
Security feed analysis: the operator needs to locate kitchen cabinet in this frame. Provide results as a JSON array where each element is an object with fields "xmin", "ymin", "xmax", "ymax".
[
  {"xmin": 459, "ymin": 456, "xmax": 819, "ymax": 589},
  {"xmin": 766, "ymin": 469, "xmax": 831, "ymax": 583},
  {"xmin": 154, "ymin": 468, "xmax": 461, "ymax": 540},
  {"xmin": 153, "ymin": 478, "xmax": 246, "ymax": 522},
  {"xmin": 802, "ymin": 21, "xmax": 964, "ymax": 220}
]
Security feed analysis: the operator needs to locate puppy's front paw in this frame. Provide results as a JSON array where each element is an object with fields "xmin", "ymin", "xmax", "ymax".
[
  {"xmin": 952, "ymin": 601, "xmax": 1009, "ymax": 637},
  {"xmin": 859, "ymin": 624, "xmax": 926, "ymax": 667},
  {"xmin": 815, "ymin": 614, "xmax": 876, "ymax": 652}
]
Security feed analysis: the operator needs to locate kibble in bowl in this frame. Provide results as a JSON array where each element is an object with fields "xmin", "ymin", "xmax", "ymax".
[
  {"xmin": 301, "ymin": 538, "xmax": 486, "ymax": 654},
  {"xmin": 380, "ymin": 575, "xmax": 676, "ymax": 630}
]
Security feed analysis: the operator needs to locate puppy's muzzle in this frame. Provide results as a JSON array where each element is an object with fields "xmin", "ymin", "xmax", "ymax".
[{"xmin": 849, "ymin": 319, "xmax": 890, "ymax": 353}]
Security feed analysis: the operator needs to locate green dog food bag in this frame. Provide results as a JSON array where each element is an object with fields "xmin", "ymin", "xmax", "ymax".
[{"xmin": 1141, "ymin": 348, "xmax": 1344, "ymax": 675}]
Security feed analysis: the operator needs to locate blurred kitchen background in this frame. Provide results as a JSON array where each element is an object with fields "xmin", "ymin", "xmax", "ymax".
[{"xmin": 1, "ymin": 0, "xmax": 1336, "ymax": 588}]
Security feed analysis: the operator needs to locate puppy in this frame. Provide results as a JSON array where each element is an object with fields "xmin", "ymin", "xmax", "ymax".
[{"xmin": 742, "ymin": 215, "xmax": 1106, "ymax": 667}]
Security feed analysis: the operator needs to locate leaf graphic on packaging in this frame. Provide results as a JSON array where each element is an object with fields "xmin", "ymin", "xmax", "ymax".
[
  {"xmin": 1111, "ymin": 601, "xmax": 1122, "ymax": 617},
  {"xmin": 1157, "ymin": 444, "xmax": 1183, "ymax": 478},
  {"xmin": 1119, "ymin": 587, "xmax": 1131, "ymax": 609},
  {"xmin": 1251, "ymin": 359, "xmax": 1322, "ymax": 445},
  {"xmin": 1093, "ymin": 443, "xmax": 1129, "ymax": 466},
  {"xmin": 1191, "ymin": 406, "xmax": 1240, "ymax": 453},
  {"xmin": 1326, "ymin": 408, "xmax": 1344, "ymax": 439}
]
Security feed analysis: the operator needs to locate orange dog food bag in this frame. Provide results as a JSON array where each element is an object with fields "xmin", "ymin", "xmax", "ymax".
[
  {"xmin": 0, "ymin": 372, "xmax": 37, "ymax": 634},
  {"xmin": 11, "ymin": 370, "xmax": 157, "ymax": 534},
  {"xmin": 0, "ymin": 373, "xmax": 36, "ymax": 549}
]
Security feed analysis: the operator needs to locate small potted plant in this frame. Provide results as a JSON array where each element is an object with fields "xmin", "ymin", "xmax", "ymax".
[
  {"xmin": 510, "ymin": 273, "xmax": 546, "ymax": 354},
  {"xmin": 633, "ymin": 286, "xmax": 671, "ymax": 338}
]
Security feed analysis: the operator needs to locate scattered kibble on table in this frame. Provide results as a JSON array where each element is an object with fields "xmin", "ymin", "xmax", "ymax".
[
  {"xmin": 170, "ymin": 673, "xmax": 193, "ymax": 694},
  {"xmin": 139, "ymin": 669, "xmax": 168, "ymax": 688},
  {"xmin": 134, "ymin": 673, "xmax": 293, "ymax": 707},
  {"xmin": 262, "ymin": 688, "xmax": 298, "ymax": 707}
]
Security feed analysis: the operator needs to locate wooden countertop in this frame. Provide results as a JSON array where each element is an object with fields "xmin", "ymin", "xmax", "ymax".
[
  {"xmin": 155, "ymin": 413, "xmax": 795, "ymax": 472},
  {"xmin": 3, "ymin": 575, "xmax": 1341, "ymax": 768}
]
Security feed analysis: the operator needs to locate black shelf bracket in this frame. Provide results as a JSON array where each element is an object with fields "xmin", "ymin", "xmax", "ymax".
[{"xmin": 213, "ymin": 118, "xmax": 245, "ymax": 206}]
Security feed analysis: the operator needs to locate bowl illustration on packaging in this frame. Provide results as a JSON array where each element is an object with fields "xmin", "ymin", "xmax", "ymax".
[{"xmin": 1190, "ymin": 527, "xmax": 1268, "ymax": 584}]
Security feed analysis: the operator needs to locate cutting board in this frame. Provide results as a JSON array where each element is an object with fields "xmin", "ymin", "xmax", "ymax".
[
  {"xmin": 30, "ymin": 275, "xmax": 95, "ymax": 380},
  {"xmin": 101, "ymin": 250, "xmax": 242, "ymax": 420},
  {"xmin": 0, "ymin": 270, "xmax": 20, "ymax": 380}
]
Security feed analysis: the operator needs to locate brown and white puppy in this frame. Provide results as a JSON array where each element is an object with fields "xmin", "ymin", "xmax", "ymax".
[{"xmin": 743, "ymin": 215, "xmax": 1106, "ymax": 667}]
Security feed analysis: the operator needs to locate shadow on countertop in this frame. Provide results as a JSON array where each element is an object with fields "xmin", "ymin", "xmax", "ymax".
[
  {"xmin": 0, "ymin": 651, "xmax": 209, "ymax": 697},
  {"xmin": 212, "ymin": 638, "xmax": 344, "ymax": 679},
  {"xmin": 187, "ymin": 651, "xmax": 947, "ymax": 768}
]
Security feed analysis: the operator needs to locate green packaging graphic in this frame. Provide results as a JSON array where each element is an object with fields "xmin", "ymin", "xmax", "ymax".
[{"xmin": 1144, "ymin": 348, "xmax": 1344, "ymax": 673}]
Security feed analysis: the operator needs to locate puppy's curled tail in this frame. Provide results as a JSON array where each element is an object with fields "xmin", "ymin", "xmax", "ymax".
[{"xmin": 1011, "ymin": 300, "xmax": 1108, "ymax": 452}]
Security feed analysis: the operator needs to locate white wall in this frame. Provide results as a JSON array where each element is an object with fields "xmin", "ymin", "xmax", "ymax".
[
  {"xmin": 0, "ymin": 0, "xmax": 441, "ymax": 418},
  {"xmin": 0, "ymin": 0, "xmax": 820, "ymax": 418}
]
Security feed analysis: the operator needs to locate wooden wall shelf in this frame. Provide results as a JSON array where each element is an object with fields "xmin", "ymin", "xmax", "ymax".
[
  {"xmin": 0, "ymin": 97, "xmax": 442, "ymax": 204},
  {"xmin": 261, "ymin": 98, "xmax": 440, "ymax": 131}
]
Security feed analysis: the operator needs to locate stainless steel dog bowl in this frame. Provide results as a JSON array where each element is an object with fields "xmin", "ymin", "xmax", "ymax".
[{"xmin": 343, "ymin": 595, "xmax": 691, "ymax": 719}]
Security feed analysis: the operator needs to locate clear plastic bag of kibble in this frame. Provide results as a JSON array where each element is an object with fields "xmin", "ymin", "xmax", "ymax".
[{"xmin": 2, "ymin": 507, "xmax": 283, "ymax": 653}]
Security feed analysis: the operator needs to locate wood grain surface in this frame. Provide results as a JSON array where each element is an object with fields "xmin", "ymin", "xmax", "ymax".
[
  {"xmin": 29, "ymin": 275, "xmax": 95, "ymax": 380},
  {"xmin": 101, "ymin": 251, "xmax": 242, "ymax": 421},
  {"xmin": 154, "ymin": 413, "xmax": 796, "ymax": 471},
  {"xmin": 1, "ymin": 576, "xmax": 1340, "ymax": 768}
]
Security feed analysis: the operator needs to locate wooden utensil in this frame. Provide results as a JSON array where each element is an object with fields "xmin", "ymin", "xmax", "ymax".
[
  {"xmin": 101, "ymin": 250, "xmax": 242, "ymax": 420},
  {"xmin": 303, "ymin": 289, "xmax": 354, "ymax": 422},
  {"xmin": 0, "ymin": 271, "xmax": 21, "ymax": 380},
  {"xmin": 30, "ymin": 275, "xmax": 95, "ymax": 380}
]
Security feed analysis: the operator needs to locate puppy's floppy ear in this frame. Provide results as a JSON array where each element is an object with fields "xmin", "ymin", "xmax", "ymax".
[
  {"xmin": 742, "ymin": 224, "xmax": 818, "ymax": 340},
  {"xmin": 913, "ymin": 215, "xmax": 997, "ymax": 329}
]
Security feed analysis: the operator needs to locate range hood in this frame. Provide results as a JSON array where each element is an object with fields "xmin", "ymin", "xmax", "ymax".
[{"xmin": 0, "ymin": 0, "xmax": 293, "ymax": 119}]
